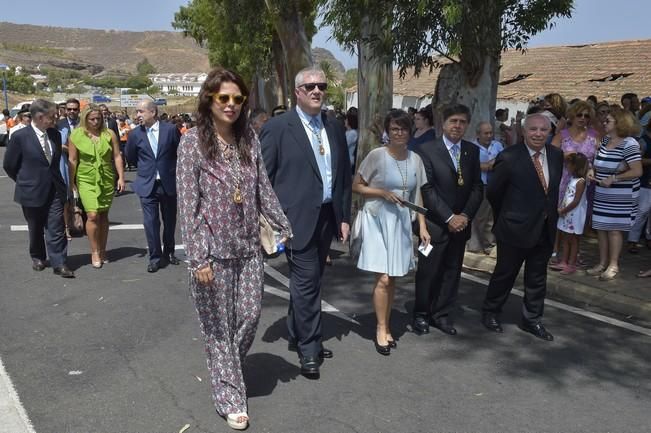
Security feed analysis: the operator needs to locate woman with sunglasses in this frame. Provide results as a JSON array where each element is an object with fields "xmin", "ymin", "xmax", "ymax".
[
  {"xmin": 550, "ymin": 100, "xmax": 600, "ymax": 265},
  {"xmin": 177, "ymin": 67, "xmax": 291, "ymax": 431}
]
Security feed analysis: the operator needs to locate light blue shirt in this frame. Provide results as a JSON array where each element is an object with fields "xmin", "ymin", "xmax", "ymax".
[
  {"xmin": 147, "ymin": 121, "xmax": 161, "ymax": 179},
  {"xmin": 296, "ymin": 106, "xmax": 332, "ymax": 202},
  {"xmin": 442, "ymin": 134, "xmax": 462, "ymax": 170},
  {"xmin": 473, "ymin": 139, "xmax": 504, "ymax": 185}
]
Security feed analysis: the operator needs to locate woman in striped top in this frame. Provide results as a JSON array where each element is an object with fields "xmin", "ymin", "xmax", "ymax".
[{"xmin": 587, "ymin": 108, "xmax": 642, "ymax": 280}]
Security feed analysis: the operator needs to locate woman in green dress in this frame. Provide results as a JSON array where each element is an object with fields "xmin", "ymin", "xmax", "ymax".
[{"xmin": 68, "ymin": 108, "xmax": 125, "ymax": 268}]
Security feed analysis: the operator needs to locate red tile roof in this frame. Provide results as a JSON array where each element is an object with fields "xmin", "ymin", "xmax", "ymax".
[{"xmin": 364, "ymin": 39, "xmax": 651, "ymax": 102}]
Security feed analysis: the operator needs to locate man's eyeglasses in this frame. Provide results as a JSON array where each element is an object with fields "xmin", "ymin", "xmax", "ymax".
[
  {"xmin": 212, "ymin": 93, "xmax": 247, "ymax": 105},
  {"xmin": 66, "ymin": 107, "xmax": 80, "ymax": 111},
  {"xmin": 300, "ymin": 82, "xmax": 327, "ymax": 92}
]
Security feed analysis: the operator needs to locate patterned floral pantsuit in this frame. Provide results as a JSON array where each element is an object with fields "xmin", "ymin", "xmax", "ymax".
[{"xmin": 191, "ymin": 253, "xmax": 264, "ymax": 416}]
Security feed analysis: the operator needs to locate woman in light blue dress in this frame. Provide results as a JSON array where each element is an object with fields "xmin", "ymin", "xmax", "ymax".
[{"xmin": 352, "ymin": 110, "xmax": 429, "ymax": 355}]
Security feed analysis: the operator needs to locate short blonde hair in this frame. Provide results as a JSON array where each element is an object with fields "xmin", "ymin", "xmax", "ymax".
[{"xmin": 610, "ymin": 107, "xmax": 641, "ymax": 137}]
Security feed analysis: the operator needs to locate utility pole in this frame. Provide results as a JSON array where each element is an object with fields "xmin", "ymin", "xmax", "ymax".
[{"xmin": 0, "ymin": 64, "xmax": 8, "ymax": 111}]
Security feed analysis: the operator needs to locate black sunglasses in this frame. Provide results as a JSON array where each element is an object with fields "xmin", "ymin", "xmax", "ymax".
[{"xmin": 301, "ymin": 82, "xmax": 327, "ymax": 92}]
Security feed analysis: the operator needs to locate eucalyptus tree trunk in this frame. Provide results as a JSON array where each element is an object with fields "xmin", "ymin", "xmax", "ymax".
[
  {"xmin": 433, "ymin": 54, "xmax": 499, "ymax": 140},
  {"xmin": 265, "ymin": 0, "xmax": 313, "ymax": 106},
  {"xmin": 432, "ymin": 1, "xmax": 501, "ymax": 140},
  {"xmin": 356, "ymin": 13, "xmax": 393, "ymax": 168}
]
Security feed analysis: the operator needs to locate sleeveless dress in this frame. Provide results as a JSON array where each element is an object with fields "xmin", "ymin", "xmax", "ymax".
[
  {"xmin": 356, "ymin": 147, "xmax": 427, "ymax": 277},
  {"xmin": 557, "ymin": 177, "xmax": 588, "ymax": 234},
  {"xmin": 592, "ymin": 136, "xmax": 641, "ymax": 231},
  {"xmin": 70, "ymin": 128, "xmax": 116, "ymax": 212},
  {"xmin": 558, "ymin": 128, "xmax": 598, "ymax": 205}
]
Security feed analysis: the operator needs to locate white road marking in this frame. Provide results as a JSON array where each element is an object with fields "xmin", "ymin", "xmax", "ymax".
[
  {"xmin": 460, "ymin": 271, "xmax": 651, "ymax": 338},
  {"xmin": 263, "ymin": 264, "xmax": 359, "ymax": 324},
  {"xmin": 0, "ymin": 357, "xmax": 36, "ymax": 433},
  {"xmin": 10, "ymin": 224, "xmax": 145, "ymax": 232}
]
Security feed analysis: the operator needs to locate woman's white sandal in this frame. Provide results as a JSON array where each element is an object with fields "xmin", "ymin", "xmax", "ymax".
[{"xmin": 226, "ymin": 413, "xmax": 249, "ymax": 430}]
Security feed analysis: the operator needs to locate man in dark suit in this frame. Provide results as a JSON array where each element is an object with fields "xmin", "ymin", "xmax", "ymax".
[
  {"xmin": 99, "ymin": 104, "xmax": 120, "ymax": 139},
  {"xmin": 125, "ymin": 99, "xmax": 181, "ymax": 273},
  {"xmin": 413, "ymin": 104, "xmax": 483, "ymax": 335},
  {"xmin": 3, "ymin": 99, "xmax": 74, "ymax": 278},
  {"xmin": 481, "ymin": 114, "xmax": 563, "ymax": 341},
  {"xmin": 56, "ymin": 98, "xmax": 80, "ymax": 135},
  {"xmin": 260, "ymin": 67, "xmax": 352, "ymax": 379}
]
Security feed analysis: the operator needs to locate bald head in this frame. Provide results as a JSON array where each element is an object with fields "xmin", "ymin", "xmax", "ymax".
[{"xmin": 476, "ymin": 121, "xmax": 493, "ymax": 146}]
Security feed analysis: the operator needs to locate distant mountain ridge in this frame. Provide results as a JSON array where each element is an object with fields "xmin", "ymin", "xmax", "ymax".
[
  {"xmin": 0, "ymin": 22, "xmax": 347, "ymax": 77},
  {"xmin": 0, "ymin": 21, "xmax": 210, "ymax": 74}
]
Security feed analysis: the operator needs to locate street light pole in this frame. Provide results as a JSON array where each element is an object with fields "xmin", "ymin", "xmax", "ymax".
[{"xmin": 0, "ymin": 64, "xmax": 8, "ymax": 111}]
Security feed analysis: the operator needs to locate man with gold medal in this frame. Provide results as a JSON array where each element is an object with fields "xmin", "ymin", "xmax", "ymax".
[{"xmin": 411, "ymin": 104, "xmax": 483, "ymax": 336}]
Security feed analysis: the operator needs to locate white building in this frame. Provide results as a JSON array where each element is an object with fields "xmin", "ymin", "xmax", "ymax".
[{"xmin": 148, "ymin": 73, "xmax": 208, "ymax": 96}]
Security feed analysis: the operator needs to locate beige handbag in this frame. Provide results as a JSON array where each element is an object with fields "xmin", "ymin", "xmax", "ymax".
[{"xmin": 259, "ymin": 213, "xmax": 277, "ymax": 255}]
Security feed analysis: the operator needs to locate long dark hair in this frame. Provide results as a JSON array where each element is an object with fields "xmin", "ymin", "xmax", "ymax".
[{"xmin": 197, "ymin": 67, "xmax": 252, "ymax": 164}]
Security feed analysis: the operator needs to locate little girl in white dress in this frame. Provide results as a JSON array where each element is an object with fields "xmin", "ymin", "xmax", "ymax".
[{"xmin": 553, "ymin": 153, "xmax": 589, "ymax": 274}]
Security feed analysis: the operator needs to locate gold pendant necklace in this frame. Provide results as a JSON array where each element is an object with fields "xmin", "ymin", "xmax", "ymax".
[
  {"xmin": 390, "ymin": 149, "xmax": 408, "ymax": 199},
  {"xmin": 217, "ymin": 135, "xmax": 244, "ymax": 204}
]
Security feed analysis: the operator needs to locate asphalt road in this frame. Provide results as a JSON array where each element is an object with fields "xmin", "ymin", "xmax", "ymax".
[{"xmin": 1, "ymin": 150, "xmax": 650, "ymax": 433}]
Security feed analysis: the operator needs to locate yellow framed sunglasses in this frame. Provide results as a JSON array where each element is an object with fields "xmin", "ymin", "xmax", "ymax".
[{"xmin": 212, "ymin": 93, "xmax": 247, "ymax": 105}]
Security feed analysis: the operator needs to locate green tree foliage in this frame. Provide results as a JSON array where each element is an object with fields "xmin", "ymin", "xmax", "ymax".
[
  {"xmin": 389, "ymin": 0, "xmax": 574, "ymax": 79},
  {"xmin": 4, "ymin": 68, "xmax": 35, "ymax": 94},
  {"xmin": 136, "ymin": 57, "xmax": 157, "ymax": 75},
  {"xmin": 173, "ymin": 0, "xmax": 318, "ymax": 85},
  {"xmin": 84, "ymin": 75, "xmax": 151, "ymax": 90}
]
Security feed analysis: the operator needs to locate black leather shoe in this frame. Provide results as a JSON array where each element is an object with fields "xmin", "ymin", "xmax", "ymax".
[
  {"xmin": 412, "ymin": 316, "xmax": 430, "ymax": 335},
  {"xmin": 387, "ymin": 339, "xmax": 397, "ymax": 349},
  {"xmin": 167, "ymin": 254, "xmax": 180, "ymax": 265},
  {"xmin": 374, "ymin": 339, "xmax": 391, "ymax": 356},
  {"xmin": 32, "ymin": 259, "xmax": 46, "ymax": 271},
  {"xmin": 147, "ymin": 262, "xmax": 160, "ymax": 273},
  {"xmin": 482, "ymin": 313, "xmax": 503, "ymax": 333},
  {"xmin": 520, "ymin": 321, "xmax": 554, "ymax": 341},
  {"xmin": 299, "ymin": 356, "xmax": 320, "ymax": 379},
  {"xmin": 431, "ymin": 317, "xmax": 457, "ymax": 335},
  {"xmin": 53, "ymin": 265, "xmax": 75, "ymax": 278},
  {"xmin": 288, "ymin": 341, "xmax": 333, "ymax": 359}
]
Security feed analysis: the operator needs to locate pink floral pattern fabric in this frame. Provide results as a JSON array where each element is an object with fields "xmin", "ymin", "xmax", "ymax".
[{"xmin": 177, "ymin": 127, "xmax": 291, "ymax": 416}]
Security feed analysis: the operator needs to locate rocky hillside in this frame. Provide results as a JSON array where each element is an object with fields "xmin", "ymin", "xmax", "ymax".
[{"xmin": 0, "ymin": 22, "xmax": 210, "ymax": 74}]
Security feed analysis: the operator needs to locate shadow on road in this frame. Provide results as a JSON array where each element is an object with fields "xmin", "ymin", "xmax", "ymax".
[
  {"xmin": 244, "ymin": 353, "xmax": 299, "ymax": 397},
  {"xmin": 66, "ymin": 246, "xmax": 147, "ymax": 270}
]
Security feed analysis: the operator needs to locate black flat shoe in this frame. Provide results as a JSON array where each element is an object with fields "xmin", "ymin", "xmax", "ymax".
[
  {"xmin": 387, "ymin": 339, "xmax": 397, "ymax": 349},
  {"xmin": 53, "ymin": 265, "xmax": 75, "ymax": 278},
  {"xmin": 412, "ymin": 316, "xmax": 430, "ymax": 335},
  {"xmin": 32, "ymin": 259, "xmax": 46, "ymax": 271},
  {"xmin": 300, "ymin": 356, "xmax": 320, "ymax": 379},
  {"xmin": 431, "ymin": 317, "xmax": 457, "ymax": 335},
  {"xmin": 167, "ymin": 254, "xmax": 180, "ymax": 265},
  {"xmin": 519, "ymin": 321, "xmax": 554, "ymax": 341},
  {"xmin": 374, "ymin": 339, "xmax": 391, "ymax": 356},
  {"xmin": 147, "ymin": 262, "xmax": 160, "ymax": 273},
  {"xmin": 482, "ymin": 313, "xmax": 503, "ymax": 333}
]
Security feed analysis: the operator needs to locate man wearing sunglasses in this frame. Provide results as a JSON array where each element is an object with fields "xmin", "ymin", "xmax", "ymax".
[
  {"xmin": 260, "ymin": 67, "xmax": 352, "ymax": 380},
  {"xmin": 126, "ymin": 99, "xmax": 182, "ymax": 273},
  {"xmin": 56, "ymin": 98, "xmax": 80, "ymax": 133}
]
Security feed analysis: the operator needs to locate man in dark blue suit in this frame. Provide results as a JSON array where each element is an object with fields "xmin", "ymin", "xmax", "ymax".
[
  {"xmin": 260, "ymin": 67, "xmax": 352, "ymax": 379},
  {"xmin": 3, "ymin": 99, "xmax": 74, "ymax": 278},
  {"xmin": 126, "ymin": 99, "xmax": 181, "ymax": 273}
]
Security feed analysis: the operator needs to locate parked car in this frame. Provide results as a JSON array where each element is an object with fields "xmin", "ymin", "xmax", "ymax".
[
  {"xmin": 92, "ymin": 95, "xmax": 112, "ymax": 103},
  {"xmin": 154, "ymin": 98, "xmax": 167, "ymax": 106}
]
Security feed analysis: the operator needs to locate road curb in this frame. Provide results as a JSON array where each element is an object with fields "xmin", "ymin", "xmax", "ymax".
[{"xmin": 462, "ymin": 252, "xmax": 651, "ymax": 322}]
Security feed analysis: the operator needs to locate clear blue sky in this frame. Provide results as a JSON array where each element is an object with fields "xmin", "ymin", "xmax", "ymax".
[{"xmin": 2, "ymin": 0, "xmax": 650, "ymax": 70}]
